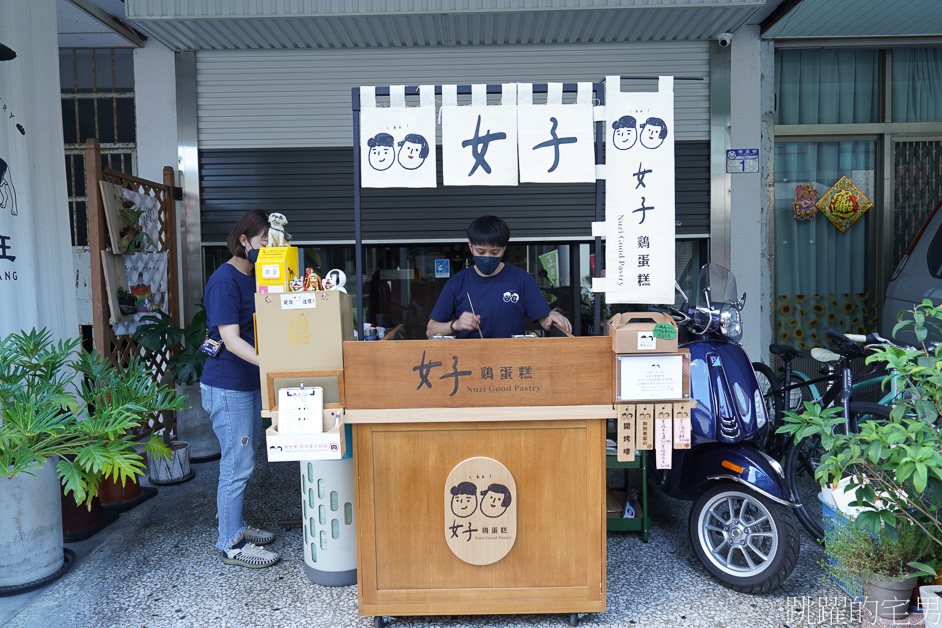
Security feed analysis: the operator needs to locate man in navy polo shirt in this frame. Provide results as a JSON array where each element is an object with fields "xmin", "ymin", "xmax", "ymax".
[{"xmin": 427, "ymin": 215, "xmax": 572, "ymax": 339}]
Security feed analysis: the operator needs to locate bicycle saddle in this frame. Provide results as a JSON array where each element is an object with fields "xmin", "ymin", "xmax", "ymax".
[
  {"xmin": 810, "ymin": 347, "xmax": 841, "ymax": 364},
  {"xmin": 769, "ymin": 344, "xmax": 804, "ymax": 361}
]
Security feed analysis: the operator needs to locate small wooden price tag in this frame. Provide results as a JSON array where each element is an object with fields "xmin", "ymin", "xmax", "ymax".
[
  {"xmin": 635, "ymin": 404, "xmax": 654, "ymax": 450},
  {"xmin": 673, "ymin": 401, "xmax": 692, "ymax": 449},
  {"xmin": 655, "ymin": 403, "xmax": 673, "ymax": 469},
  {"xmin": 616, "ymin": 404, "xmax": 635, "ymax": 462}
]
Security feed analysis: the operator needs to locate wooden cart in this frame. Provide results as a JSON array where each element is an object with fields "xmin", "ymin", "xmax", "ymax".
[{"xmin": 343, "ymin": 337, "xmax": 615, "ymax": 626}]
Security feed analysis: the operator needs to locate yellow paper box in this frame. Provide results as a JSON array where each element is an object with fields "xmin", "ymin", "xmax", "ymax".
[{"xmin": 255, "ymin": 246, "xmax": 300, "ymax": 293}]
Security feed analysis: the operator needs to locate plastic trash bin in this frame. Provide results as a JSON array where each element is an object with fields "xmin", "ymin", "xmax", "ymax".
[{"xmin": 299, "ymin": 429, "xmax": 356, "ymax": 587}]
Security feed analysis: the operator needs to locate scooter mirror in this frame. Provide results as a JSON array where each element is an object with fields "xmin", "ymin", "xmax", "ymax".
[{"xmin": 738, "ymin": 292, "xmax": 747, "ymax": 310}]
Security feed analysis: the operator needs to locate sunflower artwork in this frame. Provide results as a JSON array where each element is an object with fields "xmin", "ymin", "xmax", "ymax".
[{"xmin": 814, "ymin": 176, "xmax": 872, "ymax": 233}]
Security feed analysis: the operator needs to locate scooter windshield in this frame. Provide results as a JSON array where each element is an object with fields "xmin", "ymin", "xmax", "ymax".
[{"xmin": 695, "ymin": 264, "xmax": 738, "ymax": 310}]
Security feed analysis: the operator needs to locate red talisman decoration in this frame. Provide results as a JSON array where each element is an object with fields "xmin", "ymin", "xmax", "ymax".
[
  {"xmin": 815, "ymin": 176, "xmax": 872, "ymax": 233},
  {"xmin": 792, "ymin": 183, "xmax": 818, "ymax": 220}
]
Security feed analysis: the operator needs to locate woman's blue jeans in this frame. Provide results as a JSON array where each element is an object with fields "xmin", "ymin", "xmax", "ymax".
[{"xmin": 200, "ymin": 383, "xmax": 262, "ymax": 551}]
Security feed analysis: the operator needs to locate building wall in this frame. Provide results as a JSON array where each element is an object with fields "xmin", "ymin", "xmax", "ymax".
[{"xmin": 729, "ymin": 24, "xmax": 767, "ymax": 360}]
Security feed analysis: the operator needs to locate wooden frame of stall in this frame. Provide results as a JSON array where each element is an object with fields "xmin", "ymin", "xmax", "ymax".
[{"xmin": 343, "ymin": 336, "xmax": 614, "ymax": 621}]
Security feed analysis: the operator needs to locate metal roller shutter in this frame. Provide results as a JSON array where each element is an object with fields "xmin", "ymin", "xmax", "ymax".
[
  {"xmin": 195, "ymin": 42, "xmax": 710, "ymax": 149},
  {"xmin": 200, "ymin": 141, "xmax": 709, "ymax": 243}
]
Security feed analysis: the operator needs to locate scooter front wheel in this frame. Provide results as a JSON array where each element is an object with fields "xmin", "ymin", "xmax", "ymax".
[{"xmin": 689, "ymin": 483, "xmax": 800, "ymax": 594}]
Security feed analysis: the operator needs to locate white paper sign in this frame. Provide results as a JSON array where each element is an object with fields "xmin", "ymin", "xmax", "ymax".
[
  {"xmin": 278, "ymin": 386, "xmax": 324, "ymax": 434},
  {"xmin": 600, "ymin": 75, "xmax": 676, "ymax": 304},
  {"xmin": 617, "ymin": 353, "xmax": 684, "ymax": 401},
  {"xmin": 360, "ymin": 85, "xmax": 437, "ymax": 188},
  {"xmin": 517, "ymin": 82, "xmax": 595, "ymax": 183},
  {"xmin": 442, "ymin": 84, "xmax": 518, "ymax": 187},
  {"xmin": 280, "ymin": 293, "xmax": 317, "ymax": 310}
]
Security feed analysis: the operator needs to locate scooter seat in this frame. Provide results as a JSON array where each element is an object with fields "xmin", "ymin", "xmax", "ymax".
[
  {"xmin": 810, "ymin": 347, "xmax": 841, "ymax": 364},
  {"xmin": 769, "ymin": 344, "xmax": 804, "ymax": 361}
]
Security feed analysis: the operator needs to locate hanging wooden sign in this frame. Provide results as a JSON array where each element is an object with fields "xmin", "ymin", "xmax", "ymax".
[
  {"xmin": 444, "ymin": 457, "xmax": 517, "ymax": 566},
  {"xmin": 673, "ymin": 401, "xmax": 692, "ymax": 449},
  {"xmin": 636, "ymin": 403, "xmax": 654, "ymax": 450},
  {"xmin": 815, "ymin": 176, "xmax": 872, "ymax": 233},
  {"xmin": 654, "ymin": 403, "xmax": 673, "ymax": 469},
  {"xmin": 616, "ymin": 403, "xmax": 636, "ymax": 462}
]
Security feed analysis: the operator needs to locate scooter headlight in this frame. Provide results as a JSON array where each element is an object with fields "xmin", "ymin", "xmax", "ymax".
[{"xmin": 719, "ymin": 304, "xmax": 743, "ymax": 343}]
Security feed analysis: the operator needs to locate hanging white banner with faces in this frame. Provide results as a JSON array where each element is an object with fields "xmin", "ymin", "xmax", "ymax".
[
  {"xmin": 598, "ymin": 75, "xmax": 675, "ymax": 304},
  {"xmin": 359, "ymin": 85, "xmax": 437, "ymax": 188},
  {"xmin": 517, "ymin": 82, "xmax": 595, "ymax": 184},
  {"xmin": 441, "ymin": 84, "xmax": 518, "ymax": 187}
]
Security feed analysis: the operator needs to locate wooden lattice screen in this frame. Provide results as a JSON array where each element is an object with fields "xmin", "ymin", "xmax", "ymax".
[{"xmin": 86, "ymin": 138, "xmax": 180, "ymax": 436}]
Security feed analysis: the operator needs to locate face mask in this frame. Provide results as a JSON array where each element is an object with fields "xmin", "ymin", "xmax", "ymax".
[
  {"xmin": 473, "ymin": 256, "xmax": 501, "ymax": 276},
  {"xmin": 246, "ymin": 243, "xmax": 260, "ymax": 265}
]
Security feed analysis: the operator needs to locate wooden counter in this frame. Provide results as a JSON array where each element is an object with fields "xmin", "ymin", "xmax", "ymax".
[{"xmin": 344, "ymin": 337, "xmax": 611, "ymax": 619}]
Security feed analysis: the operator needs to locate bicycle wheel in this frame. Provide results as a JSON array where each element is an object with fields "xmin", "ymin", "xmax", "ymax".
[
  {"xmin": 780, "ymin": 371, "xmax": 817, "ymax": 415},
  {"xmin": 752, "ymin": 362, "xmax": 783, "ymax": 457},
  {"xmin": 784, "ymin": 401, "xmax": 892, "ymax": 542}
]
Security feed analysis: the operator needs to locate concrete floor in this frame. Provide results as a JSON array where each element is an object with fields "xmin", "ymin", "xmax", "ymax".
[{"xmin": 0, "ymin": 454, "xmax": 920, "ymax": 628}]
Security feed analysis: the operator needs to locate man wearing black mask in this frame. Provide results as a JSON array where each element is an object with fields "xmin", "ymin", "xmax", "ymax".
[{"xmin": 427, "ymin": 215, "xmax": 572, "ymax": 339}]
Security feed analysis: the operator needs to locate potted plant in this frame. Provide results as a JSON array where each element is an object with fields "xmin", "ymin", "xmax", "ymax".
[
  {"xmin": 0, "ymin": 328, "xmax": 184, "ymax": 591},
  {"xmin": 778, "ymin": 299, "xmax": 942, "ymax": 617},
  {"xmin": 134, "ymin": 306, "xmax": 218, "ymax": 465},
  {"xmin": 822, "ymin": 510, "xmax": 933, "ymax": 619}
]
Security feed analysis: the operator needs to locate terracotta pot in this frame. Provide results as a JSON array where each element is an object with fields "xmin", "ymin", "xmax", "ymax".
[{"xmin": 98, "ymin": 474, "xmax": 142, "ymax": 506}]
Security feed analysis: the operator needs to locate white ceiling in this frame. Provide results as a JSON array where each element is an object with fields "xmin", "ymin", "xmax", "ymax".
[
  {"xmin": 57, "ymin": 0, "xmax": 142, "ymax": 48},
  {"xmin": 762, "ymin": 0, "xmax": 942, "ymax": 39},
  {"xmin": 55, "ymin": 0, "xmax": 942, "ymax": 51}
]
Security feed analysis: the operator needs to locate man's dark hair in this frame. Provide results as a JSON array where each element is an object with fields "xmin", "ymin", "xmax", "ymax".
[
  {"xmin": 467, "ymin": 215, "xmax": 510, "ymax": 248},
  {"xmin": 226, "ymin": 209, "xmax": 270, "ymax": 258},
  {"xmin": 450, "ymin": 481, "xmax": 477, "ymax": 497}
]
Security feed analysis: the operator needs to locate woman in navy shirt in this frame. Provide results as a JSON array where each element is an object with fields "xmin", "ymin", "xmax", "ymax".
[{"xmin": 200, "ymin": 209, "xmax": 280, "ymax": 568}]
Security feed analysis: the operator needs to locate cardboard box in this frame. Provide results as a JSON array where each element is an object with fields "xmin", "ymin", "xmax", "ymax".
[
  {"xmin": 265, "ymin": 406, "xmax": 346, "ymax": 462},
  {"xmin": 255, "ymin": 291, "xmax": 354, "ymax": 411},
  {"xmin": 255, "ymin": 246, "xmax": 300, "ymax": 293},
  {"xmin": 607, "ymin": 312, "xmax": 678, "ymax": 354}
]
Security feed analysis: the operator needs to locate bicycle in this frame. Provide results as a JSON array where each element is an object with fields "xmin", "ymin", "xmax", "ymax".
[{"xmin": 754, "ymin": 329, "xmax": 900, "ymax": 541}]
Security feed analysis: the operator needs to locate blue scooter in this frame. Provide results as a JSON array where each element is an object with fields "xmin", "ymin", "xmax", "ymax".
[{"xmin": 650, "ymin": 263, "xmax": 801, "ymax": 593}]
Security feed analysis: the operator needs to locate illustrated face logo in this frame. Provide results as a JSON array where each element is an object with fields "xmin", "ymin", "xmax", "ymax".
[
  {"xmin": 502, "ymin": 291, "xmax": 519, "ymax": 303},
  {"xmin": 480, "ymin": 484, "xmax": 512, "ymax": 519},
  {"xmin": 369, "ymin": 145, "xmax": 394, "ymax": 171},
  {"xmin": 449, "ymin": 481, "xmax": 478, "ymax": 518}
]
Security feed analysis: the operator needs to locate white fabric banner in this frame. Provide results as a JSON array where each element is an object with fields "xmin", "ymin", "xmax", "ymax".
[
  {"xmin": 600, "ymin": 75, "xmax": 675, "ymax": 304},
  {"xmin": 442, "ymin": 84, "xmax": 518, "ymax": 187},
  {"xmin": 359, "ymin": 85, "xmax": 437, "ymax": 188},
  {"xmin": 0, "ymin": 3, "xmax": 79, "ymax": 340},
  {"xmin": 517, "ymin": 82, "xmax": 595, "ymax": 183}
]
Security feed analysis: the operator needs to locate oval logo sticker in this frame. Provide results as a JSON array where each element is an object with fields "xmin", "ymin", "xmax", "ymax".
[{"xmin": 444, "ymin": 457, "xmax": 516, "ymax": 565}]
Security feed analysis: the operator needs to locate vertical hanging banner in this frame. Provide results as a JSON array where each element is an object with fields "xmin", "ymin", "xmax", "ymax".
[
  {"xmin": 442, "ymin": 84, "xmax": 518, "ymax": 187},
  {"xmin": 359, "ymin": 85, "xmax": 437, "ymax": 188},
  {"xmin": 0, "ymin": 3, "xmax": 78, "ymax": 341},
  {"xmin": 595, "ymin": 76, "xmax": 675, "ymax": 304},
  {"xmin": 517, "ymin": 82, "xmax": 595, "ymax": 183}
]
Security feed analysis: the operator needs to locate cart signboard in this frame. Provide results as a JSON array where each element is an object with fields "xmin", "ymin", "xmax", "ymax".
[
  {"xmin": 444, "ymin": 457, "xmax": 517, "ymax": 565},
  {"xmin": 343, "ymin": 337, "xmax": 611, "ymax": 409}
]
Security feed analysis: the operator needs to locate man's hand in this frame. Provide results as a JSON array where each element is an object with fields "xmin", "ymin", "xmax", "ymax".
[
  {"xmin": 540, "ymin": 310, "xmax": 572, "ymax": 334},
  {"xmin": 453, "ymin": 311, "xmax": 481, "ymax": 332}
]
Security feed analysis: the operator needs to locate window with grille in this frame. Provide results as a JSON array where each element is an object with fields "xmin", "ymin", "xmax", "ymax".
[{"xmin": 60, "ymin": 48, "xmax": 137, "ymax": 247}]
